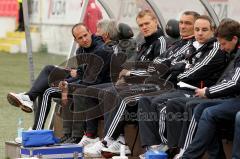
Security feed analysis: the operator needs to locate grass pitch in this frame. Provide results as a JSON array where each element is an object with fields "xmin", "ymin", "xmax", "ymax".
[{"xmin": 0, "ymin": 52, "xmax": 66, "ymax": 158}]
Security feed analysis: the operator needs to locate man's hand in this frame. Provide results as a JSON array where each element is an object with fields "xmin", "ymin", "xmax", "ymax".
[
  {"xmin": 59, "ymin": 81, "xmax": 68, "ymax": 91},
  {"xmin": 70, "ymin": 69, "xmax": 78, "ymax": 78},
  {"xmin": 115, "ymin": 77, "xmax": 126, "ymax": 86},
  {"xmin": 59, "ymin": 81, "xmax": 68, "ymax": 106},
  {"xmin": 195, "ymin": 87, "xmax": 207, "ymax": 98},
  {"xmin": 118, "ymin": 69, "xmax": 131, "ymax": 79},
  {"xmin": 61, "ymin": 92, "xmax": 68, "ymax": 107}
]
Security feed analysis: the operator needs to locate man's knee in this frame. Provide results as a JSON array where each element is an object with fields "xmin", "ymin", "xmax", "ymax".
[
  {"xmin": 138, "ymin": 96, "xmax": 152, "ymax": 110},
  {"xmin": 166, "ymin": 98, "xmax": 185, "ymax": 112},
  {"xmin": 193, "ymin": 103, "xmax": 209, "ymax": 121},
  {"xmin": 201, "ymin": 108, "xmax": 216, "ymax": 122},
  {"xmin": 43, "ymin": 65, "xmax": 56, "ymax": 72},
  {"xmin": 186, "ymin": 99, "xmax": 201, "ymax": 112},
  {"xmin": 166, "ymin": 99, "xmax": 179, "ymax": 113}
]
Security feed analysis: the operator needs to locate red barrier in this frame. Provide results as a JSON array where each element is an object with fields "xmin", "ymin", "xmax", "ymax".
[{"xmin": 0, "ymin": 0, "xmax": 18, "ymax": 21}]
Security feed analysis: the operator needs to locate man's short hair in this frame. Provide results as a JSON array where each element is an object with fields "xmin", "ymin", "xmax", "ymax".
[
  {"xmin": 196, "ymin": 15, "xmax": 216, "ymax": 30},
  {"xmin": 182, "ymin": 11, "xmax": 200, "ymax": 20},
  {"xmin": 215, "ymin": 19, "xmax": 240, "ymax": 41},
  {"xmin": 72, "ymin": 23, "xmax": 89, "ymax": 39},
  {"xmin": 97, "ymin": 19, "xmax": 119, "ymax": 41},
  {"xmin": 136, "ymin": 9, "xmax": 157, "ymax": 21}
]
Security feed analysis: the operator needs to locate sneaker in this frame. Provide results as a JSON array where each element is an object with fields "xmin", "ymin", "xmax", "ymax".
[
  {"xmin": 60, "ymin": 134, "xmax": 71, "ymax": 143},
  {"xmin": 101, "ymin": 141, "xmax": 131, "ymax": 157},
  {"xmin": 64, "ymin": 137, "xmax": 81, "ymax": 144},
  {"xmin": 150, "ymin": 144, "xmax": 169, "ymax": 152},
  {"xmin": 78, "ymin": 135, "xmax": 100, "ymax": 147},
  {"xmin": 7, "ymin": 92, "xmax": 33, "ymax": 113},
  {"xmin": 84, "ymin": 141, "xmax": 107, "ymax": 157}
]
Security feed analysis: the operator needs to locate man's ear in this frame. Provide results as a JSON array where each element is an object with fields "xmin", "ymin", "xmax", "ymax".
[{"xmin": 232, "ymin": 35, "xmax": 238, "ymax": 42}]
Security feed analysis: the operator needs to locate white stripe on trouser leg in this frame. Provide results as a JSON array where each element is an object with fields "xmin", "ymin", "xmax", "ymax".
[
  {"xmin": 106, "ymin": 95, "xmax": 140, "ymax": 137},
  {"xmin": 36, "ymin": 87, "xmax": 61, "ymax": 130},
  {"xmin": 106, "ymin": 95, "xmax": 140, "ymax": 138},
  {"xmin": 159, "ymin": 106, "xmax": 167, "ymax": 144},
  {"xmin": 183, "ymin": 115, "xmax": 197, "ymax": 150},
  {"xmin": 36, "ymin": 87, "xmax": 60, "ymax": 130}
]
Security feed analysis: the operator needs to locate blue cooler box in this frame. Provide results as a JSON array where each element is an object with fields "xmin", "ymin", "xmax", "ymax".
[
  {"xmin": 20, "ymin": 144, "xmax": 82, "ymax": 159},
  {"xmin": 145, "ymin": 150, "xmax": 168, "ymax": 159}
]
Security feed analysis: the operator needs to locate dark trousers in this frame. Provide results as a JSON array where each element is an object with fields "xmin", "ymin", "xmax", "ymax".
[
  {"xmin": 26, "ymin": 65, "xmax": 66, "ymax": 129},
  {"xmin": 18, "ymin": 2, "xmax": 24, "ymax": 31},
  {"xmin": 103, "ymin": 83, "xmax": 166, "ymax": 140},
  {"xmin": 62, "ymin": 83, "xmax": 113, "ymax": 137},
  {"xmin": 166, "ymin": 97, "xmax": 193, "ymax": 148},
  {"xmin": 138, "ymin": 89, "xmax": 194, "ymax": 147},
  {"xmin": 179, "ymin": 98, "xmax": 215, "ymax": 148},
  {"xmin": 183, "ymin": 98, "xmax": 240, "ymax": 159},
  {"xmin": 182, "ymin": 98, "xmax": 225, "ymax": 157},
  {"xmin": 26, "ymin": 65, "xmax": 59, "ymax": 101},
  {"xmin": 32, "ymin": 88, "xmax": 61, "ymax": 130},
  {"xmin": 166, "ymin": 97, "xmax": 214, "ymax": 148},
  {"xmin": 62, "ymin": 95, "xmax": 85, "ymax": 137},
  {"xmin": 166, "ymin": 97, "xmax": 226, "ymax": 158},
  {"xmin": 232, "ymin": 111, "xmax": 240, "ymax": 159},
  {"xmin": 103, "ymin": 83, "xmax": 140, "ymax": 139}
]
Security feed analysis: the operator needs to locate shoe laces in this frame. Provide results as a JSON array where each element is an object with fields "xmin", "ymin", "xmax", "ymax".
[
  {"xmin": 108, "ymin": 141, "xmax": 122, "ymax": 151},
  {"xmin": 19, "ymin": 94, "xmax": 31, "ymax": 101},
  {"xmin": 92, "ymin": 141, "xmax": 105, "ymax": 153},
  {"xmin": 80, "ymin": 136, "xmax": 93, "ymax": 146}
]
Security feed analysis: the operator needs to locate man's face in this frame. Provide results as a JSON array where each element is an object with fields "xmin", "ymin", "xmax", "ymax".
[
  {"xmin": 194, "ymin": 19, "xmax": 213, "ymax": 44},
  {"xmin": 73, "ymin": 26, "xmax": 92, "ymax": 48},
  {"xmin": 179, "ymin": 14, "xmax": 195, "ymax": 38},
  {"xmin": 137, "ymin": 15, "xmax": 158, "ymax": 37},
  {"xmin": 217, "ymin": 37, "xmax": 238, "ymax": 53}
]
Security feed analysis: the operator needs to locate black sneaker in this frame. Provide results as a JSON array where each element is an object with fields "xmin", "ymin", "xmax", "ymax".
[
  {"xmin": 60, "ymin": 134, "xmax": 71, "ymax": 143},
  {"xmin": 64, "ymin": 137, "xmax": 81, "ymax": 144}
]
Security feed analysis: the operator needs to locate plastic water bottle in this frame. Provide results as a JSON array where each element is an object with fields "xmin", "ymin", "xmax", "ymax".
[
  {"xmin": 120, "ymin": 144, "xmax": 125, "ymax": 157},
  {"xmin": 112, "ymin": 144, "xmax": 128, "ymax": 159},
  {"xmin": 17, "ymin": 117, "xmax": 24, "ymax": 139}
]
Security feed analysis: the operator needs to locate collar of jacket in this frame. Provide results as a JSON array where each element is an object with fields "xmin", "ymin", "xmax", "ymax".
[
  {"xmin": 83, "ymin": 34, "xmax": 104, "ymax": 53},
  {"xmin": 144, "ymin": 29, "xmax": 162, "ymax": 45},
  {"xmin": 180, "ymin": 36, "xmax": 195, "ymax": 44},
  {"xmin": 197, "ymin": 37, "xmax": 217, "ymax": 50}
]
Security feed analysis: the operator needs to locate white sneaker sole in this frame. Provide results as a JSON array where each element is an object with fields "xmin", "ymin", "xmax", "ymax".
[
  {"xmin": 7, "ymin": 93, "xmax": 21, "ymax": 107},
  {"xmin": 101, "ymin": 150, "xmax": 131, "ymax": 158},
  {"xmin": 84, "ymin": 152, "xmax": 102, "ymax": 158},
  {"xmin": 7, "ymin": 93, "xmax": 33, "ymax": 113}
]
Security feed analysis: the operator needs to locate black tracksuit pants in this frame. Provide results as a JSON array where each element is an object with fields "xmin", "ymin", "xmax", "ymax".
[
  {"xmin": 166, "ymin": 97, "xmax": 226, "ymax": 159},
  {"xmin": 26, "ymin": 65, "xmax": 66, "ymax": 130},
  {"xmin": 182, "ymin": 99, "xmax": 240, "ymax": 159},
  {"xmin": 137, "ymin": 89, "xmax": 194, "ymax": 147}
]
